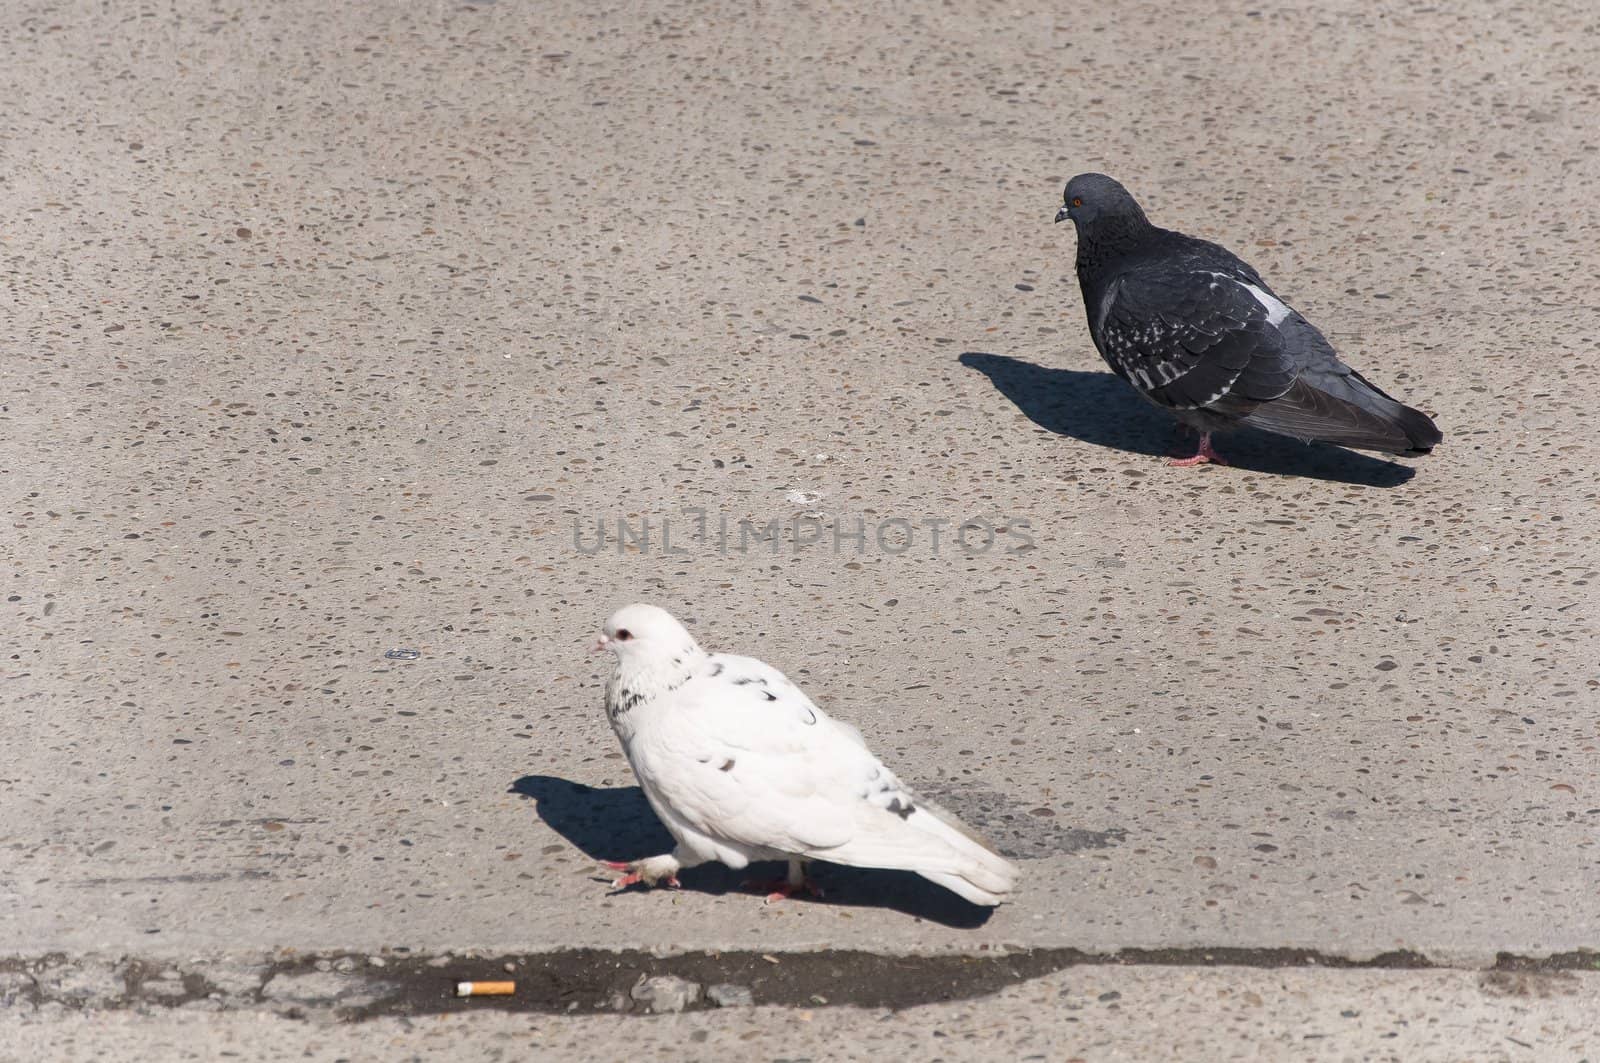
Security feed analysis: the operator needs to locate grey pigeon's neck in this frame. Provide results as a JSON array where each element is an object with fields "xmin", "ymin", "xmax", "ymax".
[{"xmin": 1075, "ymin": 212, "xmax": 1158, "ymax": 275}]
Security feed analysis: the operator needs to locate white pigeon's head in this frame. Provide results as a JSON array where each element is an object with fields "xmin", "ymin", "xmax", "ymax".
[{"xmin": 594, "ymin": 603, "xmax": 702, "ymax": 665}]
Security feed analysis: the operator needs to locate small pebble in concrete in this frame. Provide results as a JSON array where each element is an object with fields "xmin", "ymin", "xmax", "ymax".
[
  {"xmin": 630, "ymin": 974, "xmax": 701, "ymax": 1013},
  {"xmin": 260, "ymin": 970, "xmax": 393, "ymax": 1011},
  {"xmin": 707, "ymin": 983, "xmax": 755, "ymax": 1007}
]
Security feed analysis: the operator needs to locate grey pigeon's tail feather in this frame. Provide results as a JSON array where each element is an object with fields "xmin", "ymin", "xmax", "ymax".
[
  {"xmin": 1241, "ymin": 373, "xmax": 1441, "ymax": 455},
  {"xmin": 1346, "ymin": 368, "xmax": 1443, "ymax": 452},
  {"xmin": 1388, "ymin": 400, "xmax": 1444, "ymax": 453}
]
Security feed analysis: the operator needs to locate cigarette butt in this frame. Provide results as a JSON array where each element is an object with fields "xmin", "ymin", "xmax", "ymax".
[{"xmin": 456, "ymin": 980, "xmax": 516, "ymax": 998}]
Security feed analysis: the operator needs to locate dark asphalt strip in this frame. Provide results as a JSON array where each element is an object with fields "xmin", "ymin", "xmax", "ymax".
[{"xmin": 3, "ymin": 947, "xmax": 1596, "ymax": 1019}]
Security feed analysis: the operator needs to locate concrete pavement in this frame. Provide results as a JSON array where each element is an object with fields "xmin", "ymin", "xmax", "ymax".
[{"xmin": 2, "ymin": 0, "xmax": 1597, "ymax": 1055}]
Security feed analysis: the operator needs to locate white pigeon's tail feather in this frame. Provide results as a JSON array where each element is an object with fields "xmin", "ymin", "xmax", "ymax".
[
  {"xmin": 919, "ymin": 869, "xmax": 1008, "ymax": 907},
  {"xmin": 905, "ymin": 793, "xmax": 1018, "ymax": 903},
  {"xmin": 817, "ymin": 790, "xmax": 1019, "ymax": 906}
]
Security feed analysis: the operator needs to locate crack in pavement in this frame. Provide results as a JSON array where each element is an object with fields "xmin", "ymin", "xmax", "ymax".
[{"xmin": 2, "ymin": 947, "xmax": 1597, "ymax": 1021}]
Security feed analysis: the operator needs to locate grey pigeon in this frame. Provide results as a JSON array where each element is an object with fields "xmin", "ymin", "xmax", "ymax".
[
  {"xmin": 1055, "ymin": 173, "xmax": 1442, "ymax": 466},
  {"xmin": 591, "ymin": 604, "xmax": 1018, "ymax": 906}
]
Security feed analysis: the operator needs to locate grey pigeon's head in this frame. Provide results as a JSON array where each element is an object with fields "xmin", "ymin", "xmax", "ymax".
[
  {"xmin": 594, "ymin": 603, "xmax": 703, "ymax": 666},
  {"xmin": 1055, "ymin": 173, "xmax": 1148, "ymax": 230}
]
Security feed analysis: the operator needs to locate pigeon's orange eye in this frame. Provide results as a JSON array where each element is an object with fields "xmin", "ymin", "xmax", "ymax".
[
  {"xmin": 615, "ymin": 629, "xmax": 633, "ymax": 641},
  {"xmin": 1072, "ymin": 197, "xmax": 1083, "ymax": 207}
]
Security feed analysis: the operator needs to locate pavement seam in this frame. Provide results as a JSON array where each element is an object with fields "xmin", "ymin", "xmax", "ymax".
[{"xmin": 3, "ymin": 947, "xmax": 1597, "ymax": 1021}]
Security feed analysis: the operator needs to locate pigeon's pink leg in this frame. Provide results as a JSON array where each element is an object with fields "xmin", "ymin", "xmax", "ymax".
[
  {"xmin": 600, "ymin": 858, "xmax": 680, "ymax": 890},
  {"xmin": 1167, "ymin": 432, "xmax": 1229, "ymax": 467},
  {"xmin": 743, "ymin": 859, "xmax": 823, "ymax": 904}
]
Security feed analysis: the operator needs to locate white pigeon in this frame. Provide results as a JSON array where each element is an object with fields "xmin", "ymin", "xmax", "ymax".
[{"xmin": 591, "ymin": 603, "xmax": 1018, "ymax": 906}]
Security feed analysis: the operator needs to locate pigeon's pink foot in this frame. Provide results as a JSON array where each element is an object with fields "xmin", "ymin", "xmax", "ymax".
[
  {"xmin": 742, "ymin": 877, "xmax": 824, "ymax": 904},
  {"xmin": 1167, "ymin": 433, "xmax": 1228, "ymax": 467},
  {"xmin": 600, "ymin": 859, "xmax": 679, "ymax": 890}
]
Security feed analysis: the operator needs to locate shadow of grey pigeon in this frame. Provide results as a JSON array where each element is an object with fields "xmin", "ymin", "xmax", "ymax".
[{"xmin": 960, "ymin": 352, "xmax": 1416, "ymax": 488}]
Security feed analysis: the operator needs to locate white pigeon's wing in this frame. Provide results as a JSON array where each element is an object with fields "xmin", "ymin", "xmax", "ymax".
[
  {"xmin": 629, "ymin": 653, "xmax": 870, "ymax": 853},
  {"xmin": 630, "ymin": 653, "xmax": 1017, "ymax": 904}
]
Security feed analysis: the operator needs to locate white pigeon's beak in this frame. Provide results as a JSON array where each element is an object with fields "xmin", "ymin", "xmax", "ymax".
[{"xmin": 590, "ymin": 633, "xmax": 610, "ymax": 655}]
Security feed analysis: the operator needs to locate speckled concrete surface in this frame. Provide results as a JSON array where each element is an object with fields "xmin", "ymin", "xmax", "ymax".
[
  {"xmin": 4, "ymin": 966, "xmax": 1597, "ymax": 1062},
  {"xmin": 2, "ymin": 0, "xmax": 1597, "ymax": 981}
]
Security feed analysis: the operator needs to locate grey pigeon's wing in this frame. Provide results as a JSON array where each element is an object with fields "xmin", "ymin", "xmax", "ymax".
[
  {"xmin": 1179, "ymin": 269, "xmax": 1441, "ymax": 453},
  {"xmin": 1235, "ymin": 354, "xmax": 1444, "ymax": 453},
  {"xmin": 1096, "ymin": 266, "xmax": 1299, "ymax": 413}
]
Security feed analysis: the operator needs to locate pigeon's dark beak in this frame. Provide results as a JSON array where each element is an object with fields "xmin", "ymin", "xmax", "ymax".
[{"xmin": 1054, "ymin": 206, "xmax": 1071, "ymax": 224}]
